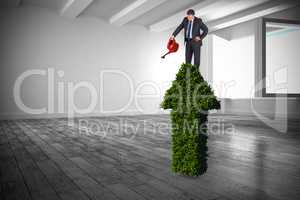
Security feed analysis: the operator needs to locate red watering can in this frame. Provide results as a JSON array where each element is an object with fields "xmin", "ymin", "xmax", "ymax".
[{"xmin": 161, "ymin": 39, "xmax": 179, "ymax": 59}]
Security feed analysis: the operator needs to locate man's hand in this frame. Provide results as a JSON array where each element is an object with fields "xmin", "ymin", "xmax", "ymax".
[
  {"xmin": 170, "ymin": 35, "xmax": 175, "ymax": 40},
  {"xmin": 195, "ymin": 36, "xmax": 201, "ymax": 41}
]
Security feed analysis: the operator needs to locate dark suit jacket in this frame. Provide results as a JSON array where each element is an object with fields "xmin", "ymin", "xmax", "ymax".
[{"xmin": 172, "ymin": 17, "xmax": 208, "ymax": 45}]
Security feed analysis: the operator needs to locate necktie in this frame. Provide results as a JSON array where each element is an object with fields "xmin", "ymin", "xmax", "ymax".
[{"xmin": 187, "ymin": 21, "xmax": 192, "ymax": 39}]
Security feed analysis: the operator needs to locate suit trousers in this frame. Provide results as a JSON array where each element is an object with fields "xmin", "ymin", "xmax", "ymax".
[{"xmin": 185, "ymin": 39, "xmax": 201, "ymax": 68}]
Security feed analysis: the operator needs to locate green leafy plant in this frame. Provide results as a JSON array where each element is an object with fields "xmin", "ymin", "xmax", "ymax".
[{"xmin": 161, "ymin": 63, "xmax": 220, "ymax": 176}]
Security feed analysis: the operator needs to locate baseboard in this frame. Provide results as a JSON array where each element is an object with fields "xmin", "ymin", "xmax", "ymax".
[
  {"xmin": 0, "ymin": 109, "xmax": 171, "ymax": 120},
  {"xmin": 2, "ymin": 97, "xmax": 300, "ymax": 120},
  {"xmin": 218, "ymin": 98, "xmax": 300, "ymax": 120}
]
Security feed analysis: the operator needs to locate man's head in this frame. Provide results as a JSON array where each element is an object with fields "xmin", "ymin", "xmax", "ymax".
[{"xmin": 186, "ymin": 9, "xmax": 195, "ymax": 21}]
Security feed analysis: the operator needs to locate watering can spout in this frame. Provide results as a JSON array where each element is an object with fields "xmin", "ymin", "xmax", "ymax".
[{"xmin": 161, "ymin": 52, "xmax": 170, "ymax": 59}]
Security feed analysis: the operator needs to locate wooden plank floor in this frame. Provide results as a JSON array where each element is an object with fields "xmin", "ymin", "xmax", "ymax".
[{"xmin": 0, "ymin": 114, "xmax": 299, "ymax": 200}]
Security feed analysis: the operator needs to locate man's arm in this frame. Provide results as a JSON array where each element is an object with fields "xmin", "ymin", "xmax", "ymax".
[
  {"xmin": 200, "ymin": 21, "xmax": 208, "ymax": 40},
  {"xmin": 172, "ymin": 18, "xmax": 186, "ymax": 38}
]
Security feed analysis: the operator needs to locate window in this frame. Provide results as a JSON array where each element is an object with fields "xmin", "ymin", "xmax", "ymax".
[{"xmin": 263, "ymin": 18, "xmax": 300, "ymax": 97}]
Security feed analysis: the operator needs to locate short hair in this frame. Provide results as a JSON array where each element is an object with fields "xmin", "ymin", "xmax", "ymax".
[{"xmin": 187, "ymin": 9, "xmax": 195, "ymax": 16}]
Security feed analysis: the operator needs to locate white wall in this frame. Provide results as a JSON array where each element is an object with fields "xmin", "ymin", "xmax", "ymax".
[
  {"xmin": 0, "ymin": 6, "xmax": 187, "ymax": 119},
  {"xmin": 212, "ymin": 20, "xmax": 256, "ymax": 98},
  {"xmin": 210, "ymin": 6, "xmax": 300, "ymax": 99},
  {"xmin": 266, "ymin": 25, "xmax": 300, "ymax": 94},
  {"xmin": 212, "ymin": 6, "xmax": 300, "ymax": 119},
  {"xmin": 3, "ymin": 5, "xmax": 300, "ymax": 119}
]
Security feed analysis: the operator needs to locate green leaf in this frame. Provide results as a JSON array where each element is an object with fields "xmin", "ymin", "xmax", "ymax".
[{"xmin": 161, "ymin": 63, "xmax": 220, "ymax": 176}]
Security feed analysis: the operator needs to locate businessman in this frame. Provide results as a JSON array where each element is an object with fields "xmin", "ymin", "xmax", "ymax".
[{"xmin": 171, "ymin": 9, "xmax": 208, "ymax": 68}]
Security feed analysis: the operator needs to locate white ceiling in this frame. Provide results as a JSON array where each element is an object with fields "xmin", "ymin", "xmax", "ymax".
[
  {"xmin": 22, "ymin": 0, "xmax": 68, "ymax": 11},
  {"xmin": 80, "ymin": 0, "xmax": 137, "ymax": 20},
  {"xmin": 1, "ymin": 0, "xmax": 299, "ymax": 32},
  {"xmin": 0, "ymin": 0, "xmax": 22, "ymax": 8},
  {"xmin": 131, "ymin": 0, "xmax": 201, "ymax": 26}
]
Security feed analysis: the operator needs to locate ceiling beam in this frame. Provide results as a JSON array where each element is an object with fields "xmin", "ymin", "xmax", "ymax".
[
  {"xmin": 208, "ymin": 0, "xmax": 299, "ymax": 32},
  {"xmin": 149, "ymin": 0, "xmax": 227, "ymax": 32},
  {"xmin": 110, "ymin": 0, "xmax": 168, "ymax": 26},
  {"xmin": 60, "ymin": 0, "xmax": 94, "ymax": 18},
  {"xmin": 202, "ymin": 0, "xmax": 270, "ymax": 23}
]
